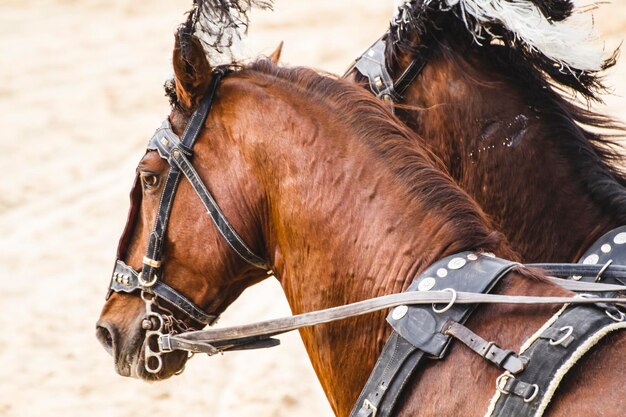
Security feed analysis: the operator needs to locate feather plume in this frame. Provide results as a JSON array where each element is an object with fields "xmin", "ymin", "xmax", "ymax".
[{"xmin": 393, "ymin": 0, "xmax": 605, "ymax": 72}]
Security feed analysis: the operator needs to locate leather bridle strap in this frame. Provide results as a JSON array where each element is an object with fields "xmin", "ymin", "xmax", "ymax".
[
  {"xmin": 159, "ymin": 288, "xmax": 626, "ymax": 354},
  {"xmin": 109, "ymin": 68, "xmax": 268, "ymax": 328},
  {"xmin": 347, "ymin": 34, "xmax": 428, "ymax": 106}
]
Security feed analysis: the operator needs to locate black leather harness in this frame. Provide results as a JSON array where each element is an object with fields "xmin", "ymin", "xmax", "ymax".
[{"xmin": 486, "ymin": 226, "xmax": 626, "ymax": 417}]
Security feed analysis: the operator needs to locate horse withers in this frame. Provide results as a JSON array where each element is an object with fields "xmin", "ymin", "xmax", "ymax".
[{"xmin": 97, "ymin": 20, "xmax": 626, "ymax": 417}]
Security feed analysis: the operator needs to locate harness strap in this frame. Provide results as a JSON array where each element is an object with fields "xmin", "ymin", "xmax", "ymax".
[
  {"xmin": 350, "ymin": 35, "xmax": 428, "ymax": 111},
  {"xmin": 444, "ymin": 320, "xmax": 527, "ymax": 374},
  {"xmin": 109, "ymin": 260, "xmax": 217, "ymax": 325}
]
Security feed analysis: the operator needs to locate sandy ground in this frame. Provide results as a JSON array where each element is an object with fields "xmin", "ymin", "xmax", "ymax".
[{"xmin": 1, "ymin": 1, "xmax": 624, "ymax": 416}]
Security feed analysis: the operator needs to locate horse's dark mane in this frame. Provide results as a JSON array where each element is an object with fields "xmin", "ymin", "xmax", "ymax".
[
  {"xmin": 386, "ymin": 1, "xmax": 626, "ymax": 224},
  {"xmin": 241, "ymin": 58, "xmax": 504, "ymax": 254}
]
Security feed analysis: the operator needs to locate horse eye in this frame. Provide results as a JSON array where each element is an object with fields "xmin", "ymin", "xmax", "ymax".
[{"xmin": 142, "ymin": 174, "xmax": 159, "ymax": 189}]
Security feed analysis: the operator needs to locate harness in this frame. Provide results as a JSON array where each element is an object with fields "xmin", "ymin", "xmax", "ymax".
[
  {"xmin": 346, "ymin": 34, "xmax": 626, "ymax": 416},
  {"xmin": 105, "ymin": 63, "xmax": 626, "ymax": 416},
  {"xmin": 107, "ymin": 68, "xmax": 271, "ymax": 374}
]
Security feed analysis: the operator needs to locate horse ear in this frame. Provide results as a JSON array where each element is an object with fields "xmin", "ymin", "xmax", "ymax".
[
  {"xmin": 172, "ymin": 34, "xmax": 213, "ymax": 111},
  {"xmin": 268, "ymin": 41, "xmax": 284, "ymax": 64}
]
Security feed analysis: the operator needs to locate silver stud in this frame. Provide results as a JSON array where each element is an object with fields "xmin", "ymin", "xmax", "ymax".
[
  {"xmin": 391, "ymin": 305, "xmax": 408, "ymax": 320},
  {"xmin": 418, "ymin": 277, "xmax": 436, "ymax": 291},
  {"xmin": 448, "ymin": 258, "xmax": 466, "ymax": 270},
  {"xmin": 172, "ymin": 149, "xmax": 181, "ymax": 158},
  {"xmin": 436, "ymin": 268, "xmax": 448, "ymax": 278},
  {"xmin": 614, "ymin": 232, "xmax": 626, "ymax": 245},
  {"xmin": 583, "ymin": 254, "xmax": 599, "ymax": 265},
  {"xmin": 161, "ymin": 138, "xmax": 169, "ymax": 146},
  {"xmin": 483, "ymin": 252, "xmax": 496, "ymax": 258},
  {"xmin": 467, "ymin": 253, "xmax": 478, "ymax": 261},
  {"xmin": 601, "ymin": 244, "xmax": 612, "ymax": 253},
  {"xmin": 572, "ymin": 275, "xmax": 582, "ymax": 281},
  {"xmin": 123, "ymin": 276, "xmax": 130, "ymax": 285}
]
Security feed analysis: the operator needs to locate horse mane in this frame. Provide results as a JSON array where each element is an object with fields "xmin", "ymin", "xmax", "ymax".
[
  {"xmin": 244, "ymin": 58, "xmax": 506, "ymax": 254},
  {"xmin": 165, "ymin": 39, "xmax": 504, "ymax": 255},
  {"xmin": 387, "ymin": 0, "xmax": 626, "ymax": 224}
]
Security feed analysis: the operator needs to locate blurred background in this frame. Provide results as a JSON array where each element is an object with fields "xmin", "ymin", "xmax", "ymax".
[{"xmin": 0, "ymin": 1, "xmax": 624, "ymax": 416}]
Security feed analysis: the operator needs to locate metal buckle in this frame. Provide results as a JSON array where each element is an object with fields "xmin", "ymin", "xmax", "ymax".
[{"xmin": 362, "ymin": 399, "xmax": 377, "ymax": 417}]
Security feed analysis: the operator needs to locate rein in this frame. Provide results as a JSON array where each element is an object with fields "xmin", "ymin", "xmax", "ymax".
[{"xmin": 160, "ymin": 281, "xmax": 626, "ymax": 356}]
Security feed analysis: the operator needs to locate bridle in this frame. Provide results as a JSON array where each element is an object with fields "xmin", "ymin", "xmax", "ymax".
[
  {"xmin": 344, "ymin": 34, "xmax": 428, "ymax": 112},
  {"xmin": 107, "ymin": 67, "xmax": 271, "ymax": 374}
]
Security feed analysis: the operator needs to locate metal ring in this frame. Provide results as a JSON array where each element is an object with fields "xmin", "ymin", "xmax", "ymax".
[
  {"xmin": 606, "ymin": 308, "xmax": 625, "ymax": 322},
  {"xmin": 432, "ymin": 288, "xmax": 458, "ymax": 314},
  {"xmin": 145, "ymin": 314, "xmax": 165, "ymax": 333},
  {"xmin": 595, "ymin": 259, "xmax": 613, "ymax": 282},
  {"xmin": 144, "ymin": 351, "xmax": 163, "ymax": 374},
  {"xmin": 549, "ymin": 326, "xmax": 574, "ymax": 346},
  {"xmin": 138, "ymin": 271, "xmax": 158, "ymax": 287},
  {"xmin": 523, "ymin": 384, "xmax": 540, "ymax": 403},
  {"xmin": 495, "ymin": 374, "xmax": 511, "ymax": 395}
]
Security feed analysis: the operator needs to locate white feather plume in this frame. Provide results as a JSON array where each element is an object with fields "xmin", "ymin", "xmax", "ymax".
[{"xmin": 392, "ymin": 0, "xmax": 606, "ymax": 72}]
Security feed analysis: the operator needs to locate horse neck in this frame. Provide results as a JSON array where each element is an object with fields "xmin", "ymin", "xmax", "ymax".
[
  {"xmin": 401, "ymin": 49, "xmax": 621, "ymax": 262},
  {"xmin": 229, "ymin": 73, "xmax": 510, "ymax": 414}
]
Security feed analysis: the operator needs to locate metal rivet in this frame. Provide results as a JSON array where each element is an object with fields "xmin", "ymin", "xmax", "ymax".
[
  {"xmin": 374, "ymin": 76, "xmax": 384, "ymax": 89},
  {"xmin": 172, "ymin": 149, "xmax": 181, "ymax": 158},
  {"xmin": 123, "ymin": 277, "xmax": 130, "ymax": 285},
  {"xmin": 572, "ymin": 275, "xmax": 582, "ymax": 281},
  {"xmin": 436, "ymin": 268, "xmax": 448, "ymax": 278},
  {"xmin": 614, "ymin": 232, "xmax": 626, "ymax": 245},
  {"xmin": 467, "ymin": 253, "xmax": 478, "ymax": 261},
  {"xmin": 161, "ymin": 138, "xmax": 169, "ymax": 146},
  {"xmin": 601, "ymin": 244, "xmax": 612, "ymax": 253},
  {"xmin": 482, "ymin": 252, "xmax": 496, "ymax": 258},
  {"xmin": 392, "ymin": 305, "xmax": 408, "ymax": 320},
  {"xmin": 583, "ymin": 254, "xmax": 599, "ymax": 265},
  {"xmin": 448, "ymin": 258, "xmax": 466, "ymax": 270},
  {"xmin": 418, "ymin": 277, "xmax": 436, "ymax": 291}
]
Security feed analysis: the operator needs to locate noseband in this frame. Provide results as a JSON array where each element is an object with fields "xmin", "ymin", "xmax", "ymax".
[{"xmin": 107, "ymin": 68, "xmax": 270, "ymax": 373}]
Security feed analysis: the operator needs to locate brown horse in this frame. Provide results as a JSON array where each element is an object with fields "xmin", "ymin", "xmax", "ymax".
[
  {"xmin": 96, "ymin": 25, "xmax": 625, "ymax": 417},
  {"xmin": 346, "ymin": 0, "xmax": 626, "ymax": 263}
]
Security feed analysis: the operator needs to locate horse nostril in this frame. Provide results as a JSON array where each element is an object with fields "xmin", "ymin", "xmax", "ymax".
[{"xmin": 96, "ymin": 323, "xmax": 114, "ymax": 354}]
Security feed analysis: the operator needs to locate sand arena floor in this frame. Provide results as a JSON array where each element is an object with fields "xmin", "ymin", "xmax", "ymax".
[{"xmin": 1, "ymin": 1, "xmax": 625, "ymax": 416}]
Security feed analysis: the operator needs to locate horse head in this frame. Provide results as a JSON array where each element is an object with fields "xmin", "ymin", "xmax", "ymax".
[{"xmin": 96, "ymin": 32, "xmax": 271, "ymax": 381}]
